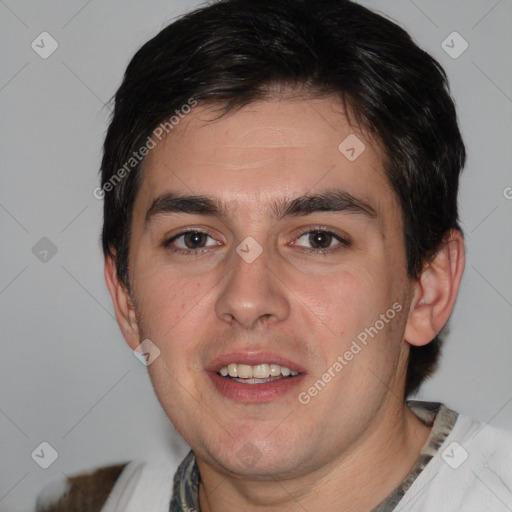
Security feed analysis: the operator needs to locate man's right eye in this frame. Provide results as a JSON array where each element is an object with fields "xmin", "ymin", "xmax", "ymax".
[{"xmin": 164, "ymin": 230, "xmax": 221, "ymax": 253}]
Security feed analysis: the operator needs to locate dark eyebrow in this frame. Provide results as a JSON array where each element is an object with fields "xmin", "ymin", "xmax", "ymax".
[
  {"xmin": 145, "ymin": 189, "xmax": 377, "ymax": 226},
  {"xmin": 145, "ymin": 192, "xmax": 227, "ymax": 225},
  {"xmin": 274, "ymin": 190, "xmax": 377, "ymax": 219}
]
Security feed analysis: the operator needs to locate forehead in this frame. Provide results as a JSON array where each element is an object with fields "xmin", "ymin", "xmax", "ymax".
[{"xmin": 135, "ymin": 96, "xmax": 397, "ymax": 220}]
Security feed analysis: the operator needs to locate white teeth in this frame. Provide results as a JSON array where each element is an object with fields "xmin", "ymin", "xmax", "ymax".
[
  {"xmin": 269, "ymin": 364, "xmax": 281, "ymax": 377},
  {"xmin": 253, "ymin": 364, "xmax": 270, "ymax": 378},
  {"xmin": 218, "ymin": 363, "xmax": 299, "ymax": 379},
  {"xmin": 237, "ymin": 364, "xmax": 252, "ymax": 379},
  {"xmin": 227, "ymin": 364, "xmax": 238, "ymax": 377},
  {"xmin": 232, "ymin": 378, "xmax": 276, "ymax": 384},
  {"xmin": 281, "ymin": 366, "xmax": 291, "ymax": 377}
]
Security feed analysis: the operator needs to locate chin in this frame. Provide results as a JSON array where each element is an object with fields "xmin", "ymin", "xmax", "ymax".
[{"xmin": 199, "ymin": 430, "xmax": 313, "ymax": 479}]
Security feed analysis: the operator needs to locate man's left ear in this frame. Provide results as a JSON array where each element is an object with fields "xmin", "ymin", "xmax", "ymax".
[{"xmin": 404, "ymin": 229, "xmax": 465, "ymax": 347}]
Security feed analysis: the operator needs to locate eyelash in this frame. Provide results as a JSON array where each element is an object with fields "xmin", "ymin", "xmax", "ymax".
[
  {"xmin": 162, "ymin": 229, "xmax": 216, "ymax": 256},
  {"xmin": 162, "ymin": 227, "xmax": 350, "ymax": 256},
  {"xmin": 293, "ymin": 228, "xmax": 350, "ymax": 255}
]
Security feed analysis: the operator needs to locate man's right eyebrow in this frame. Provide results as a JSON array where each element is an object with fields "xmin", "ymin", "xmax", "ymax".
[{"xmin": 145, "ymin": 192, "xmax": 228, "ymax": 226}]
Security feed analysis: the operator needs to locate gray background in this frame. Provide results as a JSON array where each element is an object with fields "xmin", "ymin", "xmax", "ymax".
[{"xmin": 1, "ymin": 0, "xmax": 511, "ymax": 510}]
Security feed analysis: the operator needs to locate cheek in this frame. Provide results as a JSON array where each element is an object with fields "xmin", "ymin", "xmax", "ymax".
[
  {"xmin": 295, "ymin": 263, "xmax": 384, "ymax": 332},
  {"xmin": 295, "ymin": 262, "xmax": 405, "ymax": 379},
  {"xmin": 132, "ymin": 262, "xmax": 212, "ymax": 341}
]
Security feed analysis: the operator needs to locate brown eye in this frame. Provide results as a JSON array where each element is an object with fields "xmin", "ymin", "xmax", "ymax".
[
  {"xmin": 165, "ymin": 230, "xmax": 219, "ymax": 251},
  {"xmin": 183, "ymin": 231, "xmax": 208, "ymax": 249},
  {"xmin": 292, "ymin": 229, "xmax": 349, "ymax": 253},
  {"xmin": 308, "ymin": 231, "xmax": 333, "ymax": 249}
]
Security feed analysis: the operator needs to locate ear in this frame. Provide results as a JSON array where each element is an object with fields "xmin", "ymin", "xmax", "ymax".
[
  {"xmin": 104, "ymin": 254, "xmax": 140, "ymax": 351},
  {"xmin": 404, "ymin": 229, "xmax": 465, "ymax": 347}
]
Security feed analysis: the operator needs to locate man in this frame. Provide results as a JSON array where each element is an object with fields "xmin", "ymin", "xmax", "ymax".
[{"xmin": 36, "ymin": 0, "xmax": 512, "ymax": 510}]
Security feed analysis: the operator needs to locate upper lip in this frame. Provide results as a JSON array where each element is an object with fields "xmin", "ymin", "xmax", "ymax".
[{"xmin": 205, "ymin": 351, "xmax": 306, "ymax": 373}]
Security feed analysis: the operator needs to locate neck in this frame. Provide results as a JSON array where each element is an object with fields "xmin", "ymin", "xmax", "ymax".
[{"xmin": 197, "ymin": 403, "xmax": 432, "ymax": 512}]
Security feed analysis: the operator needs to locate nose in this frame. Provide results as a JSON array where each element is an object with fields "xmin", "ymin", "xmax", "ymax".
[{"xmin": 215, "ymin": 246, "xmax": 291, "ymax": 330}]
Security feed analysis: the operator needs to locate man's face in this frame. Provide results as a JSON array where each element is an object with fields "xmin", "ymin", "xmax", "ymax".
[{"xmin": 126, "ymin": 96, "xmax": 414, "ymax": 478}]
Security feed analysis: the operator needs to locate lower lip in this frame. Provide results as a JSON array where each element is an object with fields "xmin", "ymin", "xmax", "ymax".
[{"xmin": 207, "ymin": 371, "xmax": 305, "ymax": 403}]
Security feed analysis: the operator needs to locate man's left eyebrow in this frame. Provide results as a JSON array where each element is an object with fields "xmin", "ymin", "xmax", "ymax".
[{"xmin": 273, "ymin": 190, "xmax": 377, "ymax": 220}]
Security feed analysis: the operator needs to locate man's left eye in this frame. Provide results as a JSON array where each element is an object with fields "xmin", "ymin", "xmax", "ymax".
[{"xmin": 293, "ymin": 230, "xmax": 346, "ymax": 250}]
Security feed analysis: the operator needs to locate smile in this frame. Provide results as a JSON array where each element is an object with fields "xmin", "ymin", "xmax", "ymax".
[{"xmin": 218, "ymin": 363, "xmax": 299, "ymax": 381}]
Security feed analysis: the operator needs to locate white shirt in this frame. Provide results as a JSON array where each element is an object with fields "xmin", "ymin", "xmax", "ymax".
[{"xmin": 38, "ymin": 402, "xmax": 512, "ymax": 511}]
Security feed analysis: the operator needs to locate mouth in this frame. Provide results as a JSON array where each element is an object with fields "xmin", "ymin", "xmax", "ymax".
[
  {"xmin": 217, "ymin": 363, "xmax": 299, "ymax": 384},
  {"xmin": 206, "ymin": 355, "xmax": 306, "ymax": 403}
]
